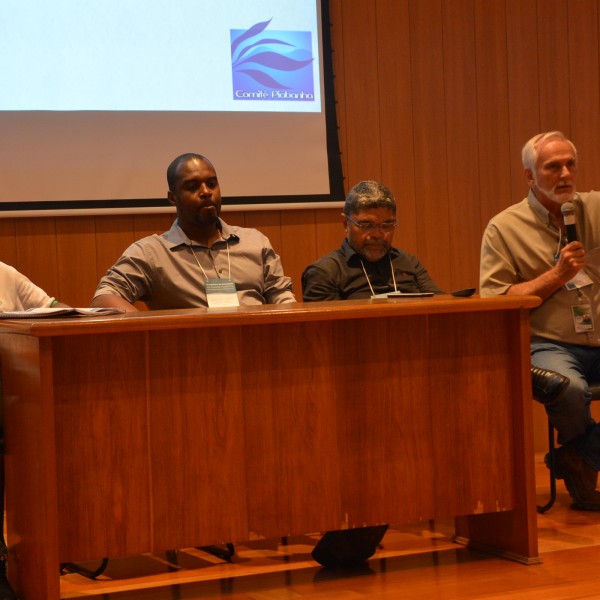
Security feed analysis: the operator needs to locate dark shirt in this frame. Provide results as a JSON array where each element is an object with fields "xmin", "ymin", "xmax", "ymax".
[{"xmin": 301, "ymin": 239, "xmax": 442, "ymax": 301}]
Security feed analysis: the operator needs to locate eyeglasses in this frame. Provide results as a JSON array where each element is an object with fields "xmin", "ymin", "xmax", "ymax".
[{"xmin": 346, "ymin": 216, "xmax": 397, "ymax": 233}]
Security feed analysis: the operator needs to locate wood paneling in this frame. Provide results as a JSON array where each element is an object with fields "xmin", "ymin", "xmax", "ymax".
[
  {"xmin": 55, "ymin": 217, "xmax": 98, "ymax": 306},
  {"xmin": 2, "ymin": 0, "xmax": 600, "ymax": 450},
  {"xmin": 150, "ymin": 327, "xmax": 249, "ymax": 549},
  {"xmin": 55, "ymin": 333, "xmax": 152, "ymax": 559},
  {"xmin": 442, "ymin": 0, "xmax": 481, "ymax": 290},
  {"xmin": 94, "ymin": 215, "xmax": 136, "ymax": 282},
  {"xmin": 315, "ymin": 207, "xmax": 343, "ymax": 260},
  {"xmin": 473, "ymin": 0, "xmax": 513, "ymax": 231},
  {"xmin": 0, "ymin": 219, "xmax": 16, "ymax": 267},
  {"xmin": 537, "ymin": 1, "xmax": 571, "ymax": 133},
  {"xmin": 14, "ymin": 218, "xmax": 60, "ymax": 299},
  {"xmin": 408, "ymin": 0, "xmax": 452, "ymax": 291},
  {"xmin": 336, "ymin": 1, "xmax": 382, "ymax": 183},
  {"xmin": 280, "ymin": 209, "xmax": 318, "ymax": 297},
  {"xmin": 506, "ymin": 0, "xmax": 541, "ymax": 204},
  {"xmin": 376, "ymin": 0, "xmax": 419, "ymax": 254},
  {"xmin": 568, "ymin": 0, "xmax": 600, "ymax": 193}
]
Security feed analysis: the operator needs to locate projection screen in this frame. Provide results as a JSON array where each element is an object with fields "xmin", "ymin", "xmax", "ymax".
[{"xmin": 0, "ymin": 0, "xmax": 343, "ymax": 216}]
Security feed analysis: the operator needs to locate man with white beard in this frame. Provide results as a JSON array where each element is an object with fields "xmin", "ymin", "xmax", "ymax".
[{"xmin": 480, "ymin": 131, "xmax": 600, "ymax": 511}]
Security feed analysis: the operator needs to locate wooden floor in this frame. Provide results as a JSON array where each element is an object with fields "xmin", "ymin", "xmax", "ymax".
[{"xmin": 56, "ymin": 453, "xmax": 600, "ymax": 599}]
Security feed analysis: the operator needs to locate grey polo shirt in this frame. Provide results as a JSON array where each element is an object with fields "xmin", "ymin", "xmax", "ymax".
[
  {"xmin": 94, "ymin": 219, "xmax": 295, "ymax": 309},
  {"xmin": 480, "ymin": 190, "xmax": 600, "ymax": 346}
]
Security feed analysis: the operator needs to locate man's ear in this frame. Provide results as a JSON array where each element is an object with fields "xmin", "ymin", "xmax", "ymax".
[
  {"xmin": 167, "ymin": 191, "xmax": 176, "ymax": 206},
  {"xmin": 341, "ymin": 212, "xmax": 348, "ymax": 229},
  {"xmin": 524, "ymin": 169, "xmax": 535, "ymax": 189}
]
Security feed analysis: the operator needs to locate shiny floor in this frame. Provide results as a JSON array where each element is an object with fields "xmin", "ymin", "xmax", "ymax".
[{"xmin": 58, "ymin": 454, "xmax": 600, "ymax": 599}]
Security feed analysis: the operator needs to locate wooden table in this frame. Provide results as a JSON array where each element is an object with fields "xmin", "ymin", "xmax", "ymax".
[{"xmin": 0, "ymin": 295, "xmax": 541, "ymax": 599}]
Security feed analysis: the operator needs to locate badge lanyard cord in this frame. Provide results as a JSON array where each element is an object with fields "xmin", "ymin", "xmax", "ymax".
[
  {"xmin": 360, "ymin": 255, "xmax": 397, "ymax": 296},
  {"xmin": 188, "ymin": 238, "xmax": 231, "ymax": 281}
]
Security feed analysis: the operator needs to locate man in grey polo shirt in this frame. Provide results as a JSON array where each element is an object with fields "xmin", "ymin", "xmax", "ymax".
[
  {"xmin": 92, "ymin": 153, "xmax": 295, "ymax": 311},
  {"xmin": 480, "ymin": 131, "xmax": 600, "ymax": 511}
]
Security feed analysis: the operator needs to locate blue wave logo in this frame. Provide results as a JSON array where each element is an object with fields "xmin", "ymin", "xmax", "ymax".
[{"xmin": 231, "ymin": 19, "xmax": 315, "ymax": 101}]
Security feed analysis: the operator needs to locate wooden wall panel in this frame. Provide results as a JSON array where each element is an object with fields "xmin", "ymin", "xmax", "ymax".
[
  {"xmin": 336, "ymin": 1, "xmax": 383, "ymax": 184},
  {"xmin": 315, "ymin": 207, "xmax": 344, "ymax": 259},
  {"xmin": 375, "ymin": 0, "xmax": 418, "ymax": 255},
  {"xmin": 13, "ymin": 219, "xmax": 60, "ymax": 300},
  {"xmin": 244, "ymin": 211, "xmax": 299, "ymax": 296},
  {"xmin": 94, "ymin": 215, "xmax": 136, "ymax": 283},
  {"xmin": 55, "ymin": 217, "xmax": 98, "ymax": 306},
  {"xmin": 442, "ymin": 0, "xmax": 482, "ymax": 291},
  {"xmin": 221, "ymin": 210, "xmax": 247, "ymax": 228},
  {"xmin": 0, "ymin": 219, "xmax": 16, "ymax": 268},
  {"xmin": 133, "ymin": 213, "xmax": 174, "ymax": 240},
  {"xmin": 473, "ymin": 0, "xmax": 513, "ymax": 232},
  {"xmin": 568, "ymin": 0, "xmax": 600, "ymax": 193},
  {"xmin": 408, "ymin": 0, "xmax": 451, "ymax": 290},
  {"xmin": 506, "ymin": 0, "xmax": 542, "ymax": 204},
  {"xmin": 280, "ymin": 210, "xmax": 318, "ymax": 299},
  {"xmin": 537, "ymin": 1, "xmax": 571, "ymax": 132},
  {"xmin": 244, "ymin": 211, "xmax": 280, "ymax": 251}
]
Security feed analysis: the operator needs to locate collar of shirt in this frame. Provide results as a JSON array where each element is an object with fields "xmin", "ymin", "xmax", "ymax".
[
  {"xmin": 527, "ymin": 189, "xmax": 581, "ymax": 231},
  {"xmin": 164, "ymin": 218, "xmax": 240, "ymax": 250}
]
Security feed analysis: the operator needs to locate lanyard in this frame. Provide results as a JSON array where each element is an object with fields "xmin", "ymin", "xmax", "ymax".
[
  {"xmin": 188, "ymin": 238, "xmax": 231, "ymax": 281},
  {"xmin": 360, "ymin": 255, "xmax": 398, "ymax": 296},
  {"xmin": 553, "ymin": 227, "xmax": 564, "ymax": 264}
]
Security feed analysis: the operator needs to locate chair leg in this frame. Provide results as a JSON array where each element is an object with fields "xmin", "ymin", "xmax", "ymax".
[
  {"xmin": 0, "ymin": 456, "xmax": 17, "ymax": 600},
  {"xmin": 537, "ymin": 420, "xmax": 557, "ymax": 514},
  {"xmin": 198, "ymin": 543, "xmax": 235, "ymax": 562},
  {"xmin": 60, "ymin": 558, "xmax": 109, "ymax": 579}
]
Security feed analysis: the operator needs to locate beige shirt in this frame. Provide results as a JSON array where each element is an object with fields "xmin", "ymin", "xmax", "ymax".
[{"xmin": 480, "ymin": 190, "xmax": 600, "ymax": 346}]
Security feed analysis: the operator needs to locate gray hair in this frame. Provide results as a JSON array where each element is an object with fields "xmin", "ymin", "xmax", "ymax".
[
  {"xmin": 521, "ymin": 131, "xmax": 577, "ymax": 172},
  {"xmin": 344, "ymin": 180, "xmax": 396, "ymax": 216}
]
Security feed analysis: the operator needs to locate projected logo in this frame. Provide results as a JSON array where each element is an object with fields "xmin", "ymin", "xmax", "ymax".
[{"xmin": 231, "ymin": 19, "xmax": 315, "ymax": 102}]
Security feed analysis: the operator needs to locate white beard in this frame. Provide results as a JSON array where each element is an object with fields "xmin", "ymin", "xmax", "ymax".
[{"xmin": 534, "ymin": 180, "xmax": 576, "ymax": 205}]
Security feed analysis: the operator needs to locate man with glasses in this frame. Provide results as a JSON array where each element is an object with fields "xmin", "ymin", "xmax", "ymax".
[
  {"xmin": 301, "ymin": 180, "xmax": 440, "ymax": 567},
  {"xmin": 302, "ymin": 180, "xmax": 441, "ymax": 301}
]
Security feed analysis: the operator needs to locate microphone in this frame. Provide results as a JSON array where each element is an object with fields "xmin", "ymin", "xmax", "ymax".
[{"xmin": 561, "ymin": 202, "xmax": 579, "ymax": 243}]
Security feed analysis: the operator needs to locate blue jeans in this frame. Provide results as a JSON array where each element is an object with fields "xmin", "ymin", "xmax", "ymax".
[{"xmin": 531, "ymin": 337, "xmax": 600, "ymax": 470}]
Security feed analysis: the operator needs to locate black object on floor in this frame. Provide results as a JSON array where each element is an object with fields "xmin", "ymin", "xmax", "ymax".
[{"xmin": 311, "ymin": 525, "xmax": 389, "ymax": 568}]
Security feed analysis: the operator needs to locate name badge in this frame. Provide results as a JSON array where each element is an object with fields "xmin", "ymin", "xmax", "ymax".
[
  {"xmin": 205, "ymin": 278, "xmax": 239, "ymax": 308},
  {"xmin": 565, "ymin": 270, "xmax": 594, "ymax": 291},
  {"xmin": 572, "ymin": 304, "xmax": 594, "ymax": 333}
]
